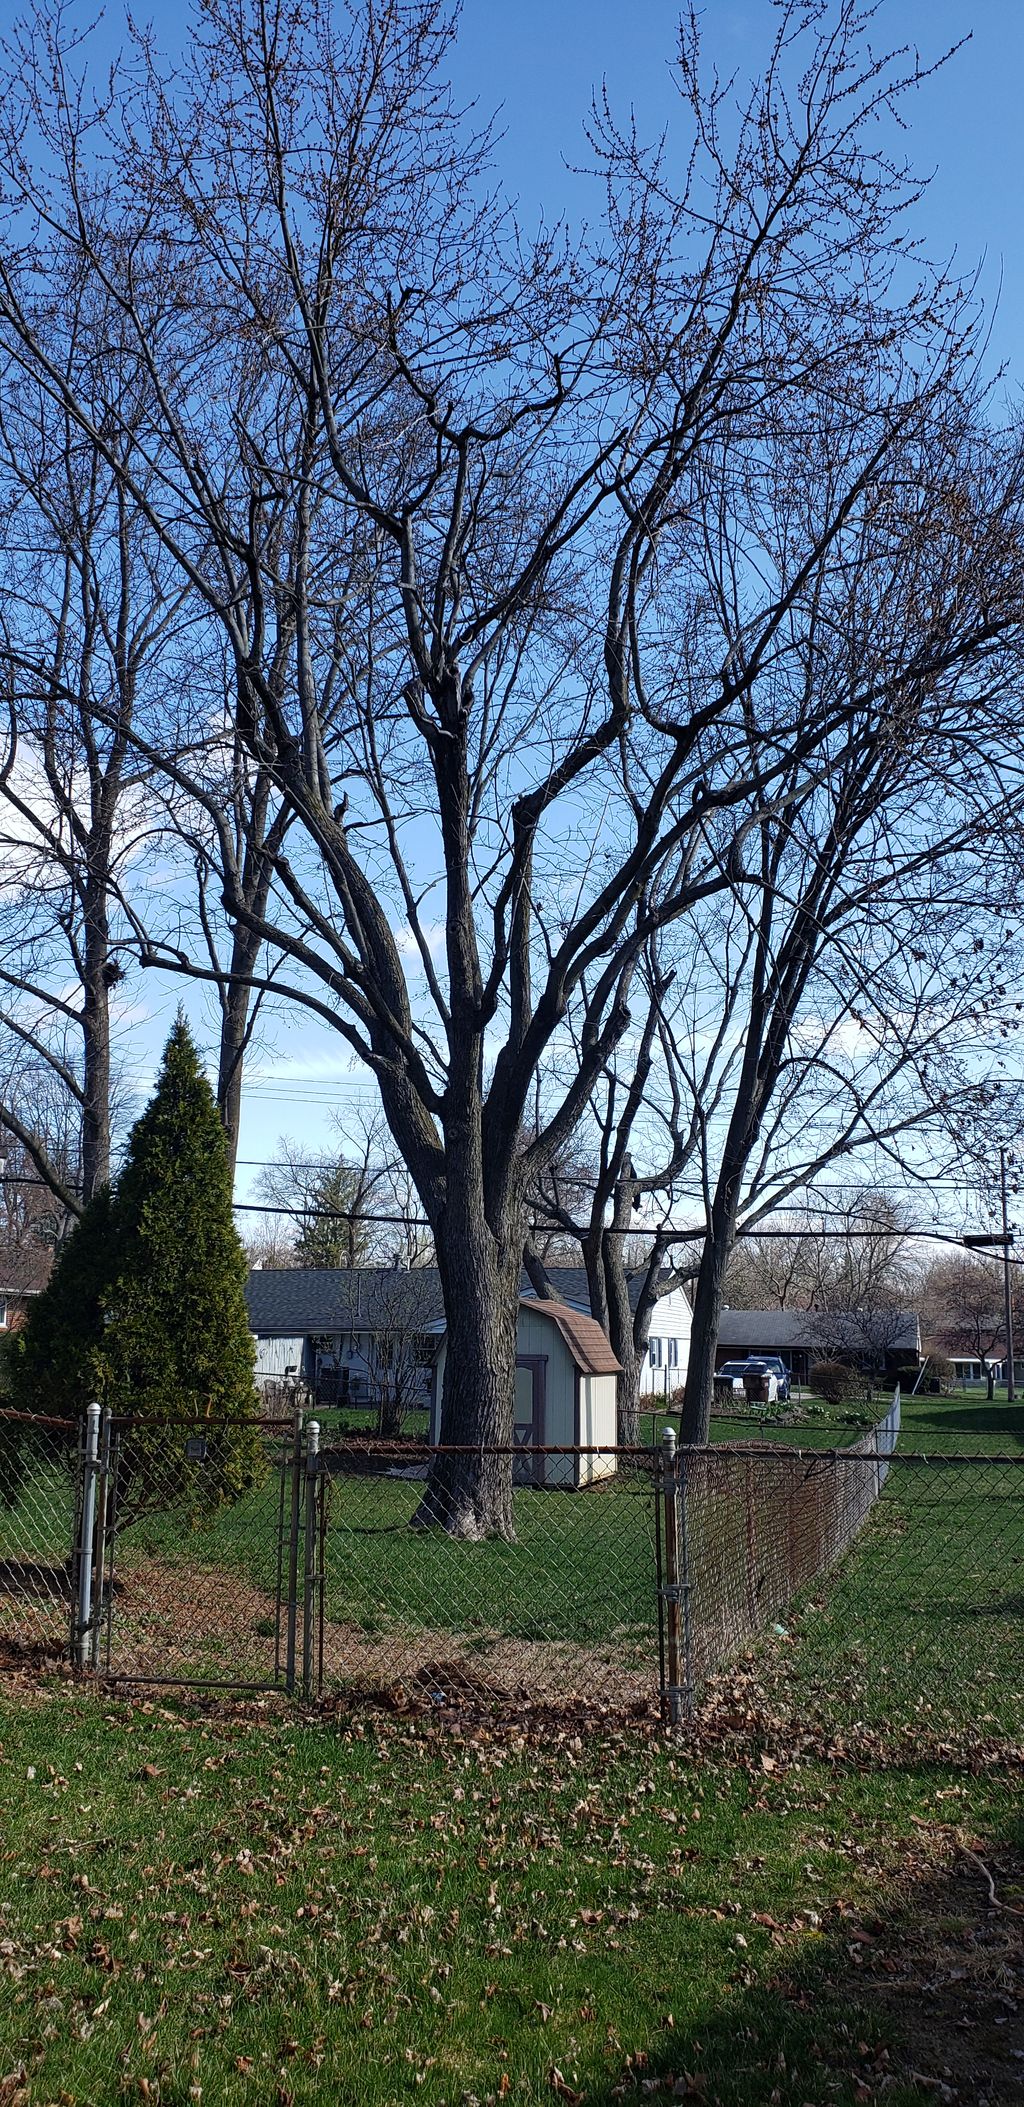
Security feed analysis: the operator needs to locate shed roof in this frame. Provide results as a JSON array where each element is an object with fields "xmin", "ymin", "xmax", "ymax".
[{"xmin": 521, "ymin": 1297, "xmax": 622, "ymax": 1374}]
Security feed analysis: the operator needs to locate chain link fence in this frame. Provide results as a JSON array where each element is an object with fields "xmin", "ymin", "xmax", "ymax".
[
  {"xmin": 0, "ymin": 1401, "xmax": 1021, "ymax": 1750},
  {"xmin": 93, "ymin": 1412, "xmax": 296, "ymax": 1687},
  {"xmin": 0, "ymin": 1409, "xmax": 77, "ymax": 1661},
  {"xmin": 677, "ymin": 1443, "xmax": 1024, "ymax": 1748},
  {"xmin": 317, "ymin": 1438, "xmax": 658, "ymax": 1707}
]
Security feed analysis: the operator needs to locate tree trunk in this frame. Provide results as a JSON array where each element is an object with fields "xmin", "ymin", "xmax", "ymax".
[
  {"xmin": 679, "ymin": 1186, "xmax": 742, "ymax": 1445},
  {"xmin": 603, "ymin": 1259, "xmax": 644, "ymax": 1446},
  {"xmin": 217, "ymin": 914, "xmax": 267, "ymax": 1181},
  {"xmin": 412, "ymin": 1221, "xmax": 521, "ymax": 1540},
  {"xmin": 80, "ymin": 873, "xmax": 112, "ymax": 1201},
  {"xmin": 217, "ymin": 975, "xmax": 251, "ymax": 1183},
  {"xmin": 614, "ymin": 1336, "xmax": 643, "ymax": 1445},
  {"xmin": 377, "ymin": 1381, "xmax": 403, "ymax": 1441}
]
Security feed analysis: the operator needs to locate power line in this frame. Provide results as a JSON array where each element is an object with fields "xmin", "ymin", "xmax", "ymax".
[
  {"xmin": 234, "ymin": 1199, "xmax": 1021, "ymax": 1258},
  {"xmin": 4, "ymin": 1175, "xmax": 1021, "ymax": 1258}
]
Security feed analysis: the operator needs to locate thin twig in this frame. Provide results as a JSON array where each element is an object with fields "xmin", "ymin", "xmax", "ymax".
[{"xmin": 958, "ymin": 1845, "xmax": 1024, "ymax": 1920}]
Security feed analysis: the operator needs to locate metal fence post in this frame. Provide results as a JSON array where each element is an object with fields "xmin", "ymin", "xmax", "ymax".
[
  {"xmin": 90, "ymin": 1407, "xmax": 113, "ymax": 1671},
  {"xmin": 661, "ymin": 1425, "xmax": 682, "ymax": 1726},
  {"xmin": 74, "ymin": 1402, "xmax": 101, "ymax": 1670},
  {"xmin": 285, "ymin": 1403, "xmax": 304, "ymax": 1696},
  {"xmin": 302, "ymin": 1420, "xmax": 320, "ymax": 1702},
  {"xmin": 678, "ymin": 1444, "xmax": 694, "ymax": 1722}
]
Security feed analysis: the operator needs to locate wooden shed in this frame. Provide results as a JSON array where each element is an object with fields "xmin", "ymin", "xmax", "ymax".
[{"xmin": 431, "ymin": 1296, "xmax": 621, "ymax": 1489}]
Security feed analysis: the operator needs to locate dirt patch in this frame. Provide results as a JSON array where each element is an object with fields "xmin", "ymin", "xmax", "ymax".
[
  {"xmin": 0, "ymin": 1573, "xmax": 71, "ymax": 1659},
  {"xmin": 318, "ymin": 1615, "xmax": 654, "ymax": 1708},
  {"xmin": 106, "ymin": 1556, "xmax": 283, "ymax": 1683},
  {"xmin": 814, "ymin": 1841, "xmax": 1024, "ymax": 2105},
  {"xmin": 97, "ymin": 1555, "xmax": 656, "ymax": 1708}
]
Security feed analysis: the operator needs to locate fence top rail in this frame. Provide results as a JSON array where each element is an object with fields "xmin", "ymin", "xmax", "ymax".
[
  {"xmin": 0, "ymin": 1406, "xmax": 77, "ymax": 1430},
  {"xmin": 313, "ymin": 1435, "xmax": 1024, "ymax": 1466},
  {"xmin": 678, "ymin": 1442, "xmax": 1024, "ymax": 1466},
  {"xmin": 320, "ymin": 1437, "xmax": 657, "ymax": 1459}
]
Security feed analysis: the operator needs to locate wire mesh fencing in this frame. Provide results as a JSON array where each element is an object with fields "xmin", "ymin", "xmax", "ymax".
[
  {"xmin": 0, "ymin": 1401, "xmax": 1021, "ymax": 1754},
  {"xmin": 315, "ymin": 1438, "xmax": 659, "ymax": 1708},
  {"xmin": 671, "ymin": 1442, "xmax": 1024, "ymax": 1750},
  {"xmin": 95, "ymin": 1413, "xmax": 297, "ymax": 1687},
  {"xmin": 0, "ymin": 1408, "xmax": 77, "ymax": 1662}
]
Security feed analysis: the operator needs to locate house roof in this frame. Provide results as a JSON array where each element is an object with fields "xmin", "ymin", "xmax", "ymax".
[
  {"xmin": 246, "ymin": 1267, "xmax": 446, "ymax": 1335},
  {"xmin": 521, "ymin": 1297, "xmax": 621, "ymax": 1374},
  {"xmin": 0, "ymin": 1243, "xmax": 52, "ymax": 1296},
  {"xmin": 245, "ymin": 1263, "xmax": 683, "ymax": 1337},
  {"xmin": 717, "ymin": 1308, "xmax": 921, "ymax": 1356},
  {"xmin": 526, "ymin": 1267, "xmax": 689, "ymax": 1317}
]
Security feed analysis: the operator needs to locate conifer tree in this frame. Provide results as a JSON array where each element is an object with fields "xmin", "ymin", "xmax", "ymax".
[
  {"xmin": 105, "ymin": 1014, "xmax": 256, "ymax": 1420},
  {"xmin": 10, "ymin": 1185, "xmax": 117, "ymax": 1424},
  {"xmin": 11, "ymin": 1015, "xmax": 262, "ymax": 1519}
]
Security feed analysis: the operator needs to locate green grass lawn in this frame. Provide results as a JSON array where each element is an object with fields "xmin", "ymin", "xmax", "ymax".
[
  {"xmin": 0, "ymin": 1682, "xmax": 1021, "ymax": 2105},
  {"xmin": 752, "ymin": 1391, "xmax": 1024, "ymax": 1746},
  {"xmin": 0, "ymin": 1395, "xmax": 1022, "ymax": 2100}
]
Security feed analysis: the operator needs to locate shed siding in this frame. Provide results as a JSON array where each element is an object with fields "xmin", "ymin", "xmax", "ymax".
[
  {"xmin": 516, "ymin": 1305, "xmax": 574, "ymax": 1447},
  {"xmin": 577, "ymin": 1371, "xmax": 618, "ymax": 1483},
  {"xmin": 428, "ymin": 1306, "xmax": 621, "ymax": 1488}
]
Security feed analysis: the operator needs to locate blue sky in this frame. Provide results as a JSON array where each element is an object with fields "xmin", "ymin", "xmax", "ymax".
[
  {"xmin": 91, "ymin": 1, "xmax": 1024, "ymax": 1191},
  {"xmin": 446, "ymin": 1, "xmax": 1024, "ymax": 381}
]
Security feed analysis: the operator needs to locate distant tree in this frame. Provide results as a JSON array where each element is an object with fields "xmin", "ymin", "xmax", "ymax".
[
  {"xmin": 808, "ymin": 1360, "xmax": 861, "ymax": 1408},
  {"xmin": 723, "ymin": 1230, "xmax": 830, "ymax": 1313},
  {"xmin": 293, "ymin": 1163, "xmax": 370, "ymax": 1269},
  {"xmin": 366, "ymin": 1269, "xmax": 435, "ymax": 1440},
  {"xmin": 10, "ymin": 1182, "xmax": 117, "ymax": 1425},
  {"xmin": 255, "ymin": 1137, "xmax": 374, "ymax": 1269},
  {"xmin": 0, "ymin": 1128, "xmax": 65, "ymax": 1282},
  {"xmin": 253, "ymin": 1113, "xmax": 437, "ymax": 1272},
  {"xmin": 919, "ymin": 1252, "xmax": 1006, "ymax": 1367}
]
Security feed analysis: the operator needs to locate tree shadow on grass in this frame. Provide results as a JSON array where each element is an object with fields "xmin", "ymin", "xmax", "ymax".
[
  {"xmin": 0, "ymin": 1555, "xmax": 70, "ymax": 1597},
  {"xmin": 901, "ymin": 1404, "xmax": 1024, "ymax": 1442},
  {"xmin": 584, "ymin": 1811, "xmax": 1024, "ymax": 2106}
]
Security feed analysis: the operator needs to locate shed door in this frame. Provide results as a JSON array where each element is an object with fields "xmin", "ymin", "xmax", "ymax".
[{"xmin": 513, "ymin": 1356, "xmax": 546, "ymax": 1486}]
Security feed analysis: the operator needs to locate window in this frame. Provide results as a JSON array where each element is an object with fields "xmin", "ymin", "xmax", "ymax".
[
  {"xmin": 0, "ymin": 1302, "xmax": 7, "ymax": 1330},
  {"xmin": 649, "ymin": 1338, "xmax": 663, "ymax": 1367},
  {"xmin": 668, "ymin": 1338, "xmax": 679, "ymax": 1368}
]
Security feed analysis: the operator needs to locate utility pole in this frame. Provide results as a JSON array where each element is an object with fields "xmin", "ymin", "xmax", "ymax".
[{"xmin": 1001, "ymin": 1148, "xmax": 1015, "ymax": 1403}]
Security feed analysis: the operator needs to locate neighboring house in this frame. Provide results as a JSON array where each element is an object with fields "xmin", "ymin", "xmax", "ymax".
[
  {"xmin": 245, "ymin": 1262, "xmax": 689, "ymax": 1412},
  {"xmin": 947, "ymin": 1354, "xmax": 1003, "ymax": 1385},
  {"xmin": 0, "ymin": 1286, "xmax": 39, "ymax": 1334},
  {"xmin": 0, "ymin": 1245, "xmax": 51, "ymax": 1335},
  {"xmin": 521, "ymin": 1267, "xmax": 691, "ymax": 1394},
  {"xmin": 715, "ymin": 1308, "xmax": 921, "ymax": 1384},
  {"xmin": 245, "ymin": 1266, "xmax": 445, "ymax": 1410}
]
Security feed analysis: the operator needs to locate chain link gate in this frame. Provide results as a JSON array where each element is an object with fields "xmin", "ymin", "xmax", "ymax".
[{"xmin": 70, "ymin": 1406, "xmax": 326, "ymax": 1694}]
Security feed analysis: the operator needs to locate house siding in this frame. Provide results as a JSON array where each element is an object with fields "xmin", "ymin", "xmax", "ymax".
[{"xmin": 640, "ymin": 1284, "xmax": 692, "ymax": 1394}]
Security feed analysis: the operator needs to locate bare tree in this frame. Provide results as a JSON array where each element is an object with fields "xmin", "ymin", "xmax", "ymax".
[
  {"xmin": 365, "ymin": 1266, "xmax": 436, "ymax": 1439},
  {"xmin": 529, "ymin": 948, "xmax": 698, "ymax": 1440},
  {"xmin": 724, "ymin": 1229, "xmax": 829, "ymax": 1313},
  {"xmin": 1, "ymin": 1, "xmax": 1022, "ymax": 1533},
  {"xmin": 0, "ymin": 290, "xmax": 183, "ymax": 1205},
  {"xmin": 920, "ymin": 1251, "xmax": 1007, "ymax": 1369}
]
